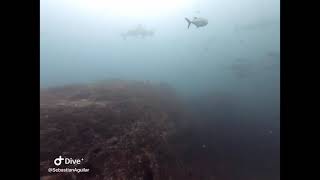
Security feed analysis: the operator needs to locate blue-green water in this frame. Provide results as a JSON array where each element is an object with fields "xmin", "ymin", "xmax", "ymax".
[
  {"xmin": 41, "ymin": 0, "xmax": 279, "ymax": 94},
  {"xmin": 41, "ymin": 0, "xmax": 279, "ymax": 179}
]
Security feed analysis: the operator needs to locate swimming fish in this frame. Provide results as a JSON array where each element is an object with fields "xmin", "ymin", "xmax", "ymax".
[
  {"xmin": 185, "ymin": 17, "xmax": 208, "ymax": 29},
  {"xmin": 121, "ymin": 24, "xmax": 154, "ymax": 40}
]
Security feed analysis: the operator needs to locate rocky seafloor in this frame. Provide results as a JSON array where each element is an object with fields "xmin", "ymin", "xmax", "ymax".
[
  {"xmin": 40, "ymin": 80, "xmax": 187, "ymax": 180},
  {"xmin": 40, "ymin": 80, "xmax": 279, "ymax": 180}
]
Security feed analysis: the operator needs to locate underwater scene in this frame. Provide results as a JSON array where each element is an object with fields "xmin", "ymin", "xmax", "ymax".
[{"xmin": 40, "ymin": 0, "xmax": 280, "ymax": 179}]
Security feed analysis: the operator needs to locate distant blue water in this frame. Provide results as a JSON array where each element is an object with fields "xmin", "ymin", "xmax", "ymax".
[
  {"xmin": 41, "ymin": 0, "xmax": 279, "ymax": 125},
  {"xmin": 41, "ymin": 0, "xmax": 279, "ymax": 95},
  {"xmin": 41, "ymin": 1, "xmax": 280, "ymax": 179}
]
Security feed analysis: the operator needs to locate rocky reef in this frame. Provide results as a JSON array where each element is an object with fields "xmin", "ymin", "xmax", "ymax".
[
  {"xmin": 40, "ymin": 80, "xmax": 184, "ymax": 180},
  {"xmin": 40, "ymin": 80, "xmax": 280, "ymax": 180}
]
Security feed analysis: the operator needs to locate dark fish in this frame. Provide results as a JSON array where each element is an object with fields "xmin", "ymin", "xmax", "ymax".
[{"xmin": 121, "ymin": 24, "xmax": 154, "ymax": 39}]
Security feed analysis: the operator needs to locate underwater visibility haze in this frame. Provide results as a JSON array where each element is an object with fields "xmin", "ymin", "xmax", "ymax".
[{"xmin": 40, "ymin": 0, "xmax": 280, "ymax": 179}]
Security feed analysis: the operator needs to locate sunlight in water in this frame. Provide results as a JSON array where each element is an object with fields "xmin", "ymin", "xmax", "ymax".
[{"xmin": 70, "ymin": 0, "xmax": 193, "ymax": 17}]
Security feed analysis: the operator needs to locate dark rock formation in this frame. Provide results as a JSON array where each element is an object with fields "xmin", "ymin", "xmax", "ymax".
[{"xmin": 40, "ymin": 80, "xmax": 183, "ymax": 180}]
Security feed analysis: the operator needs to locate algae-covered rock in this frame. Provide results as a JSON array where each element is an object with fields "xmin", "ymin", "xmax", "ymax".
[{"xmin": 40, "ymin": 80, "xmax": 183, "ymax": 180}]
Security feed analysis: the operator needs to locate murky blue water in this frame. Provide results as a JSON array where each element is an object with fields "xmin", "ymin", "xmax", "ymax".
[{"xmin": 41, "ymin": 0, "xmax": 280, "ymax": 179}]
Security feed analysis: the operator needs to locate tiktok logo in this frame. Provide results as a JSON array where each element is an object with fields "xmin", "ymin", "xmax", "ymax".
[
  {"xmin": 53, "ymin": 155, "xmax": 84, "ymax": 166},
  {"xmin": 54, "ymin": 156, "xmax": 64, "ymax": 166}
]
